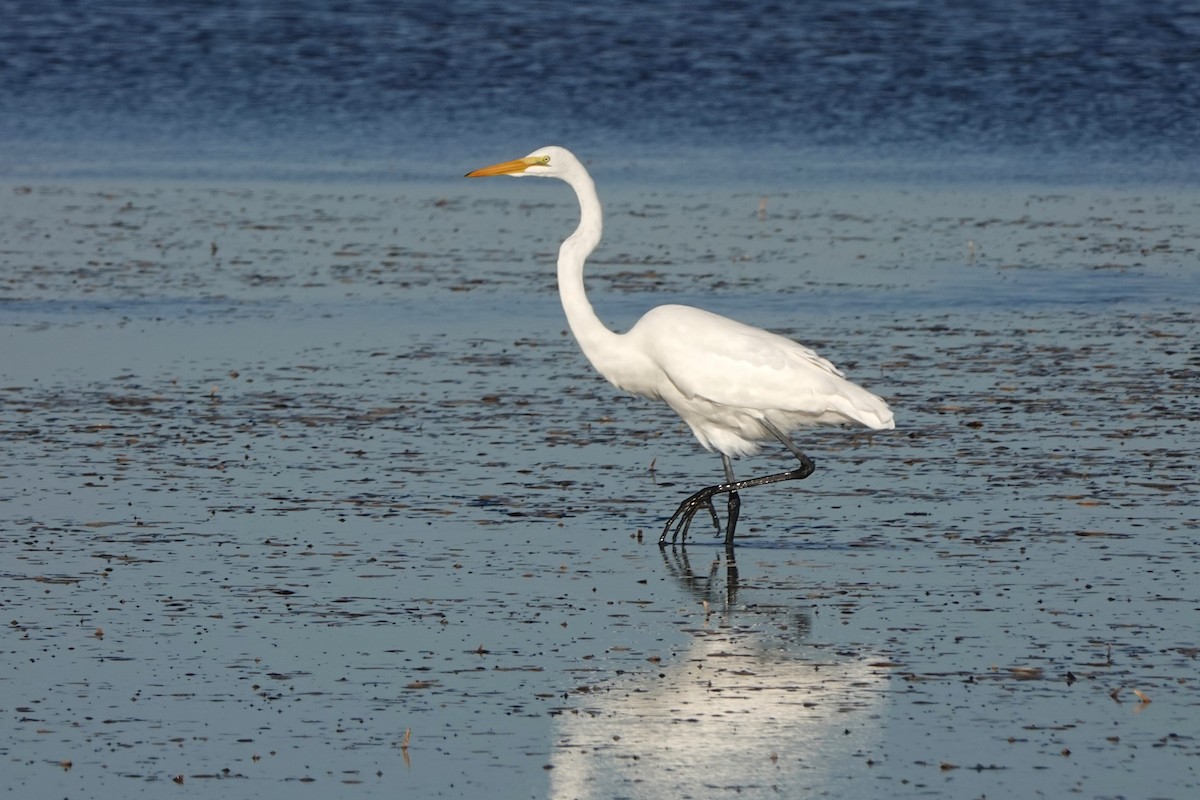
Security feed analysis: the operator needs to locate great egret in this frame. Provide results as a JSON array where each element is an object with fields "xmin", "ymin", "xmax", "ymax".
[{"xmin": 466, "ymin": 147, "xmax": 894, "ymax": 547}]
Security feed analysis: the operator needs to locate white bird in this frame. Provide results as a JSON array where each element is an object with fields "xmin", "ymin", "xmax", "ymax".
[{"xmin": 466, "ymin": 146, "xmax": 894, "ymax": 547}]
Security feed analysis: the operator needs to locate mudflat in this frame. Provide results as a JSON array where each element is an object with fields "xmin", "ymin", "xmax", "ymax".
[{"xmin": 2, "ymin": 178, "xmax": 1197, "ymax": 798}]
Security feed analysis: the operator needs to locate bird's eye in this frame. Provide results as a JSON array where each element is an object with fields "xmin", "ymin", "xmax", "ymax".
[{"xmin": 540, "ymin": 156, "xmax": 551, "ymax": 165}]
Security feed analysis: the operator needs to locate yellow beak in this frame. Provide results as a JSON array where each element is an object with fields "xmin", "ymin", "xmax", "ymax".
[{"xmin": 465, "ymin": 156, "xmax": 539, "ymax": 178}]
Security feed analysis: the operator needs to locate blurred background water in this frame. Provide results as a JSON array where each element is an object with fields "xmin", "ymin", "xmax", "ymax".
[{"xmin": 2, "ymin": 0, "xmax": 1198, "ymax": 184}]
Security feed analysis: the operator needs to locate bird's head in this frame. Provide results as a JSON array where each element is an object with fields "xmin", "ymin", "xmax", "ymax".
[{"xmin": 465, "ymin": 146, "xmax": 579, "ymax": 179}]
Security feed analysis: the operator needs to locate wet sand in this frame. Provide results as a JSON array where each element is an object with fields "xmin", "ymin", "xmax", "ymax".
[{"xmin": 2, "ymin": 178, "xmax": 1198, "ymax": 798}]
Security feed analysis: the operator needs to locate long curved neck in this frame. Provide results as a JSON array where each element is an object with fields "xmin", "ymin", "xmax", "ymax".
[{"xmin": 557, "ymin": 169, "xmax": 622, "ymax": 367}]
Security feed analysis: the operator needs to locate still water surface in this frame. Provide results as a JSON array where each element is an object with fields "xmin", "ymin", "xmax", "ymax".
[{"xmin": 2, "ymin": 180, "xmax": 1197, "ymax": 798}]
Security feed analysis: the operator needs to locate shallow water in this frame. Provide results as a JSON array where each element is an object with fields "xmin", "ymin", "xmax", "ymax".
[
  {"xmin": 2, "ymin": 179, "xmax": 1197, "ymax": 798},
  {"xmin": 4, "ymin": 2, "xmax": 1199, "ymax": 795}
]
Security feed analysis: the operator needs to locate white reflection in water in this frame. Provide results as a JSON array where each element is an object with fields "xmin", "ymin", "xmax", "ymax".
[{"xmin": 550, "ymin": 551, "xmax": 889, "ymax": 799}]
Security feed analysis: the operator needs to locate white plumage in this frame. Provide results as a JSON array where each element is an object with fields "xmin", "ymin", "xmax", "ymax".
[{"xmin": 467, "ymin": 146, "xmax": 893, "ymax": 546}]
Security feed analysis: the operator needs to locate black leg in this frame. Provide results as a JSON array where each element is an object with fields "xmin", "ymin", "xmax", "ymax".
[
  {"xmin": 658, "ymin": 419, "xmax": 816, "ymax": 547},
  {"xmin": 722, "ymin": 454, "xmax": 740, "ymax": 548}
]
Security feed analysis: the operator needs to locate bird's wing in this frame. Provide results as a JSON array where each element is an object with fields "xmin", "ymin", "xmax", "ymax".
[{"xmin": 632, "ymin": 305, "xmax": 890, "ymax": 427}]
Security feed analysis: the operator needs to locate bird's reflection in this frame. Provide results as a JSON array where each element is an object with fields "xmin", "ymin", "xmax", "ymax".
[
  {"xmin": 549, "ymin": 546, "xmax": 887, "ymax": 799},
  {"xmin": 659, "ymin": 543, "xmax": 742, "ymax": 608}
]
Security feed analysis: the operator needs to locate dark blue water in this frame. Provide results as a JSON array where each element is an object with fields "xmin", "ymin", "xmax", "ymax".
[{"xmin": 2, "ymin": 0, "xmax": 1199, "ymax": 183}]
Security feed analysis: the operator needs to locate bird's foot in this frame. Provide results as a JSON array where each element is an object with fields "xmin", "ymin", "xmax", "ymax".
[
  {"xmin": 657, "ymin": 485, "xmax": 745, "ymax": 546},
  {"xmin": 659, "ymin": 486, "xmax": 724, "ymax": 546}
]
